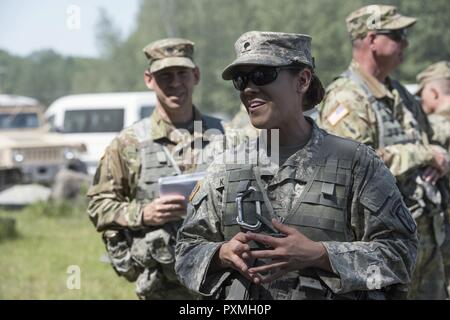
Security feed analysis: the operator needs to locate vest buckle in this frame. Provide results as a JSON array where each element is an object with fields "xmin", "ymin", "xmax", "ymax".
[{"xmin": 235, "ymin": 186, "xmax": 262, "ymax": 230}]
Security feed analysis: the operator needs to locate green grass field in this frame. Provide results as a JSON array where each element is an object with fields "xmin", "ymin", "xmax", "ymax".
[{"xmin": 0, "ymin": 201, "xmax": 136, "ymax": 299}]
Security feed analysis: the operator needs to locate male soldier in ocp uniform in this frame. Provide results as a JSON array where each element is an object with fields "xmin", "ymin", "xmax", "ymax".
[
  {"xmin": 87, "ymin": 38, "xmax": 224, "ymax": 299},
  {"xmin": 416, "ymin": 61, "xmax": 450, "ymax": 296},
  {"xmin": 317, "ymin": 5, "xmax": 449, "ymax": 299}
]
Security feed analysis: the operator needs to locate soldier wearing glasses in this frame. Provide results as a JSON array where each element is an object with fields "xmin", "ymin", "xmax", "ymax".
[
  {"xmin": 317, "ymin": 5, "xmax": 449, "ymax": 299},
  {"xmin": 174, "ymin": 31, "xmax": 418, "ymax": 300}
]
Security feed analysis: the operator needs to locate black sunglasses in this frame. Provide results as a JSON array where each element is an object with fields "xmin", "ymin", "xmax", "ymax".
[
  {"xmin": 375, "ymin": 28, "xmax": 408, "ymax": 42},
  {"xmin": 232, "ymin": 66, "xmax": 300, "ymax": 91}
]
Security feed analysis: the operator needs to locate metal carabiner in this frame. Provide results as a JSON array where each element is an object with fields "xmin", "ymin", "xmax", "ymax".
[{"xmin": 235, "ymin": 186, "xmax": 262, "ymax": 230}]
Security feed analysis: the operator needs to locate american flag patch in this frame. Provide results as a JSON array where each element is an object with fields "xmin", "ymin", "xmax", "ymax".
[{"xmin": 327, "ymin": 105, "xmax": 349, "ymax": 126}]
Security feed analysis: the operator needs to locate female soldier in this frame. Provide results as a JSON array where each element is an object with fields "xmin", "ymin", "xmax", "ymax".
[{"xmin": 175, "ymin": 31, "xmax": 418, "ymax": 300}]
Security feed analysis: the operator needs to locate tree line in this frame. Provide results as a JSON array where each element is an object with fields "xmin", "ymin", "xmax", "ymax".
[{"xmin": 0, "ymin": 0, "xmax": 448, "ymax": 117}]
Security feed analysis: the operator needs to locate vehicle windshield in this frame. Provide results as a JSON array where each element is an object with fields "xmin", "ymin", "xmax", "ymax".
[
  {"xmin": 63, "ymin": 109, "xmax": 124, "ymax": 133},
  {"xmin": 0, "ymin": 112, "xmax": 40, "ymax": 129}
]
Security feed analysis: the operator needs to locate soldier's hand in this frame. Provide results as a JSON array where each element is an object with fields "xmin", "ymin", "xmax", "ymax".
[
  {"xmin": 422, "ymin": 167, "xmax": 441, "ymax": 184},
  {"xmin": 142, "ymin": 195, "xmax": 186, "ymax": 226},
  {"xmin": 245, "ymin": 219, "xmax": 332, "ymax": 284},
  {"xmin": 216, "ymin": 232, "xmax": 255, "ymax": 280},
  {"xmin": 429, "ymin": 146, "xmax": 450, "ymax": 177}
]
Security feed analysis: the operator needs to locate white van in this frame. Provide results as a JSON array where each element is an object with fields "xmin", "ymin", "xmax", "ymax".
[{"xmin": 45, "ymin": 92, "xmax": 157, "ymax": 175}]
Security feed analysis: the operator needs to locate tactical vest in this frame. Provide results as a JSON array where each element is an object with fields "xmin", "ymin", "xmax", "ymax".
[
  {"xmin": 222, "ymin": 133, "xmax": 383, "ymax": 300},
  {"xmin": 130, "ymin": 115, "xmax": 224, "ymax": 282},
  {"xmin": 105, "ymin": 114, "xmax": 223, "ymax": 298},
  {"xmin": 340, "ymin": 69, "xmax": 416, "ymax": 148},
  {"xmin": 133, "ymin": 115, "xmax": 224, "ymax": 200},
  {"xmin": 340, "ymin": 69, "xmax": 447, "ymax": 246},
  {"xmin": 133, "ymin": 117, "xmax": 180, "ymax": 202}
]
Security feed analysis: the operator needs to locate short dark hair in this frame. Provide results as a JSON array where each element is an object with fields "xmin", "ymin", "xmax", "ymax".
[{"xmin": 286, "ymin": 63, "xmax": 317, "ymax": 108}]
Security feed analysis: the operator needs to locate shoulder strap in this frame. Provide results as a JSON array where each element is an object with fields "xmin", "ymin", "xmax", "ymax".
[
  {"xmin": 340, "ymin": 69, "xmax": 386, "ymax": 148},
  {"xmin": 132, "ymin": 118, "xmax": 152, "ymax": 144},
  {"xmin": 201, "ymin": 114, "xmax": 225, "ymax": 134},
  {"xmin": 133, "ymin": 117, "xmax": 182, "ymax": 174},
  {"xmin": 162, "ymin": 145, "xmax": 182, "ymax": 175},
  {"xmin": 339, "ymin": 69, "xmax": 376, "ymax": 102},
  {"xmin": 390, "ymin": 79, "xmax": 434, "ymax": 141},
  {"xmin": 319, "ymin": 131, "xmax": 362, "ymax": 160},
  {"xmin": 390, "ymin": 79, "xmax": 417, "ymax": 112}
]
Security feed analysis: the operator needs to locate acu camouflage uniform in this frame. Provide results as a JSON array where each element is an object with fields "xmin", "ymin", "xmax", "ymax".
[
  {"xmin": 175, "ymin": 31, "xmax": 418, "ymax": 300},
  {"xmin": 317, "ymin": 6, "xmax": 448, "ymax": 299},
  {"xmin": 87, "ymin": 38, "xmax": 224, "ymax": 300},
  {"xmin": 417, "ymin": 61, "xmax": 450, "ymax": 295},
  {"xmin": 175, "ymin": 120, "xmax": 418, "ymax": 299}
]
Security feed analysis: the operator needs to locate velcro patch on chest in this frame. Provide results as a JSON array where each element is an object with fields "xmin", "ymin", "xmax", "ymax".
[{"xmin": 327, "ymin": 105, "xmax": 350, "ymax": 126}]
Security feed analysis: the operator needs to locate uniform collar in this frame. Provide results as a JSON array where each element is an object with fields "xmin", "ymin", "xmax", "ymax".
[
  {"xmin": 149, "ymin": 106, "xmax": 204, "ymax": 142},
  {"xmin": 434, "ymin": 103, "xmax": 450, "ymax": 118},
  {"xmin": 266, "ymin": 118, "xmax": 325, "ymax": 185},
  {"xmin": 350, "ymin": 60, "xmax": 394, "ymax": 100}
]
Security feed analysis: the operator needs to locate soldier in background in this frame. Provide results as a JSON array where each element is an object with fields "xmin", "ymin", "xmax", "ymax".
[
  {"xmin": 416, "ymin": 61, "xmax": 450, "ymax": 296},
  {"xmin": 417, "ymin": 62, "xmax": 450, "ymax": 153},
  {"xmin": 175, "ymin": 31, "xmax": 418, "ymax": 300},
  {"xmin": 87, "ymin": 38, "xmax": 224, "ymax": 299},
  {"xmin": 317, "ymin": 5, "xmax": 449, "ymax": 299}
]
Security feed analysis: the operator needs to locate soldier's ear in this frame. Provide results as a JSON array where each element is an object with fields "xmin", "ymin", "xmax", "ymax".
[
  {"xmin": 193, "ymin": 66, "xmax": 200, "ymax": 85},
  {"xmin": 296, "ymin": 68, "xmax": 312, "ymax": 95},
  {"xmin": 367, "ymin": 32, "xmax": 377, "ymax": 49},
  {"xmin": 144, "ymin": 70, "xmax": 154, "ymax": 90},
  {"xmin": 431, "ymin": 87, "xmax": 440, "ymax": 100}
]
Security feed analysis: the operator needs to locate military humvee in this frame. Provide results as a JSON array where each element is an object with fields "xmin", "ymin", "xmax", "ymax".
[{"xmin": 0, "ymin": 94, "xmax": 86, "ymax": 190}]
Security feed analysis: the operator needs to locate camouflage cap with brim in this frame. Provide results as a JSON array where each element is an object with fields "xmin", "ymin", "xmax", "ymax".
[
  {"xmin": 143, "ymin": 38, "xmax": 196, "ymax": 73},
  {"xmin": 346, "ymin": 5, "xmax": 417, "ymax": 41},
  {"xmin": 222, "ymin": 31, "xmax": 314, "ymax": 79},
  {"xmin": 416, "ymin": 61, "xmax": 450, "ymax": 94},
  {"xmin": 222, "ymin": 31, "xmax": 324, "ymax": 110}
]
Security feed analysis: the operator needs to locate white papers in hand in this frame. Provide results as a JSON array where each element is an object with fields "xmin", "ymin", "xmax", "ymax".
[{"xmin": 158, "ymin": 171, "xmax": 206, "ymax": 199}]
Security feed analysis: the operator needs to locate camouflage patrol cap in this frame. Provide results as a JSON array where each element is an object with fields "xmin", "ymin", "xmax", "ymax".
[
  {"xmin": 143, "ymin": 38, "xmax": 195, "ymax": 73},
  {"xmin": 416, "ymin": 61, "xmax": 450, "ymax": 93},
  {"xmin": 346, "ymin": 5, "xmax": 417, "ymax": 41},
  {"xmin": 222, "ymin": 31, "xmax": 324, "ymax": 110}
]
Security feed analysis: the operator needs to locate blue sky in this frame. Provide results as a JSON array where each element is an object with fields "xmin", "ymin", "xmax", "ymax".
[{"xmin": 0, "ymin": 0, "xmax": 140, "ymax": 57}]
